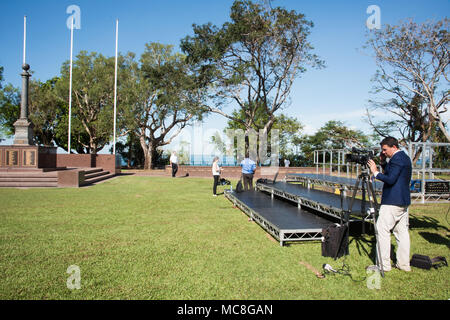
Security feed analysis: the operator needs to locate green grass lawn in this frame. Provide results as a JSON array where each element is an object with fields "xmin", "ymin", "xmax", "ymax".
[{"xmin": 0, "ymin": 175, "xmax": 448, "ymax": 300}]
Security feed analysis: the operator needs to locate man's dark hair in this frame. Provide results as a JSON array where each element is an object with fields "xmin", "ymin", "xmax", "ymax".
[{"xmin": 380, "ymin": 136, "xmax": 399, "ymax": 148}]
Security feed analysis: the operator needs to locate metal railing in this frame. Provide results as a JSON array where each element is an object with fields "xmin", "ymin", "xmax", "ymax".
[{"xmin": 408, "ymin": 142, "xmax": 450, "ymax": 204}]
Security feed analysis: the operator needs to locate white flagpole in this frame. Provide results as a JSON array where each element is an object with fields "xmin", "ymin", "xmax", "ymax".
[
  {"xmin": 23, "ymin": 16, "xmax": 26, "ymax": 65},
  {"xmin": 113, "ymin": 19, "xmax": 119, "ymax": 155},
  {"xmin": 68, "ymin": 16, "xmax": 74, "ymax": 154}
]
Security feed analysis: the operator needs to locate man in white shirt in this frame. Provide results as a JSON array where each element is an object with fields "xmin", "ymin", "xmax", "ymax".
[{"xmin": 170, "ymin": 151, "xmax": 178, "ymax": 178}]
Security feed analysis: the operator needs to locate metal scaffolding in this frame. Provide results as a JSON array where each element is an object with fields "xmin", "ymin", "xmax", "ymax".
[
  {"xmin": 313, "ymin": 148, "xmax": 381, "ymax": 179},
  {"xmin": 408, "ymin": 142, "xmax": 450, "ymax": 204}
]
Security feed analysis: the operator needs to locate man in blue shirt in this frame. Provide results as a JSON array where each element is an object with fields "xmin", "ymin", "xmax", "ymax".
[
  {"xmin": 240, "ymin": 153, "xmax": 256, "ymax": 191},
  {"xmin": 368, "ymin": 136, "xmax": 412, "ymax": 272}
]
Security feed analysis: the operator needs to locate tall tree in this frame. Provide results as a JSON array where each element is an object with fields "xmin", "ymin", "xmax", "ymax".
[
  {"xmin": 181, "ymin": 0, "xmax": 323, "ymax": 145},
  {"xmin": 55, "ymin": 51, "xmax": 118, "ymax": 154},
  {"xmin": 119, "ymin": 44, "xmax": 207, "ymax": 169},
  {"xmin": 365, "ymin": 18, "xmax": 449, "ymax": 151}
]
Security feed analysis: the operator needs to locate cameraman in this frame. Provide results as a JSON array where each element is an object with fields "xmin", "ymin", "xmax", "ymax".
[{"xmin": 367, "ymin": 137, "xmax": 412, "ymax": 272}]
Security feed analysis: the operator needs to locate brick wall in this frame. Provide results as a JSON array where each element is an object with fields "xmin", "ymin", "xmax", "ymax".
[
  {"xmin": 136, "ymin": 165, "xmax": 316, "ymax": 179},
  {"xmin": 55, "ymin": 154, "xmax": 119, "ymax": 174}
]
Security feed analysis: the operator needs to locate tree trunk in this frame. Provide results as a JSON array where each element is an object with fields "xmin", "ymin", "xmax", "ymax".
[
  {"xmin": 437, "ymin": 119, "xmax": 450, "ymax": 142},
  {"xmin": 141, "ymin": 139, "xmax": 157, "ymax": 170},
  {"xmin": 138, "ymin": 132, "xmax": 149, "ymax": 169},
  {"xmin": 149, "ymin": 143, "xmax": 157, "ymax": 169},
  {"xmin": 127, "ymin": 137, "xmax": 133, "ymax": 168},
  {"xmin": 143, "ymin": 149, "xmax": 152, "ymax": 170}
]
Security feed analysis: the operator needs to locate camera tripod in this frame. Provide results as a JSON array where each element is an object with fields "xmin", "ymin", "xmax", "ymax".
[{"xmin": 347, "ymin": 167, "xmax": 385, "ymax": 278}]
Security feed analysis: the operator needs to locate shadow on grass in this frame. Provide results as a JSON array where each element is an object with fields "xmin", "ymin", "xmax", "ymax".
[
  {"xmin": 409, "ymin": 215, "xmax": 449, "ymax": 232},
  {"xmin": 418, "ymin": 232, "xmax": 450, "ymax": 249},
  {"xmin": 350, "ymin": 236, "xmax": 376, "ymax": 261},
  {"xmin": 350, "ymin": 235, "xmax": 400, "ymax": 266}
]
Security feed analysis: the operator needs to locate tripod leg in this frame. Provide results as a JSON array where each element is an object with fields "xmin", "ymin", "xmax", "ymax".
[
  {"xmin": 367, "ymin": 180, "xmax": 379, "ymax": 208},
  {"xmin": 372, "ymin": 213, "xmax": 385, "ymax": 278},
  {"xmin": 365, "ymin": 179, "xmax": 384, "ymax": 278},
  {"xmin": 348, "ymin": 178, "xmax": 361, "ymax": 214}
]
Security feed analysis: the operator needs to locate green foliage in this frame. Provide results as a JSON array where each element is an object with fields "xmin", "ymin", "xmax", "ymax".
[
  {"xmin": 298, "ymin": 120, "xmax": 373, "ymax": 165},
  {"xmin": 0, "ymin": 79, "xmax": 20, "ymax": 139},
  {"xmin": 28, "ymin": 77, "xmax": 67, "ymax": 146}
]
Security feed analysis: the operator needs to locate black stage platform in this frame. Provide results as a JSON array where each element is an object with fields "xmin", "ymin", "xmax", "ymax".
[
  {"xmin": 285, "ymin": 173, "xmax": 383, "ymax": 192},
  {"xmin": 224, "ymin": 190, "xmax": 334, "ymax": 246},
  {"xmin": 256, "ymin": 181, "xmax": 376, "ymax": 220}
]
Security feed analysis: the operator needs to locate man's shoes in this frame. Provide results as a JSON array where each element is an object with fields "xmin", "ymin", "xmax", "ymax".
[
  {"xmin": 213, "ymin": 194, "xmax": 217, "ymax": 197},
  {"xmin": 366, "ymin": 264, "xmax": 410, "ymax": 272},
  {"xmin": 395, "ymin": 263, "xmax": 411, "ymax": 272}
]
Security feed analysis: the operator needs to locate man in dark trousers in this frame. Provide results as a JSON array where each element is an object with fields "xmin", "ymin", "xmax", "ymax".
[
  {"xmin": 368, "ymin": 136, "xmax": 412, "ymax": 272},
  {"xmin": 240, "ymin": 153, "xmax": 256, "ymax": 191}
]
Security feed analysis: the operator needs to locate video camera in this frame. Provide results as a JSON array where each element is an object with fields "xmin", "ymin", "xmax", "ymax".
[{"xmin": 345, "ymin": 147, "xmax": 375, "ymax": 166}]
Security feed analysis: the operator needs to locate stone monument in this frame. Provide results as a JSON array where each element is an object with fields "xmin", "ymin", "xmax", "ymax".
[
  {"xmin": 13, "ymin": 63, "xmax": 34, "ymax": 145},
  {"xmin": 0, "ymin": 63, "xmax": 57, "ymax": 171}
]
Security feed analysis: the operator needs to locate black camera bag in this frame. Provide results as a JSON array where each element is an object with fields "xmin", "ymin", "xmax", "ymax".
[
  {"xmin": 321, "ymin": 224, "xmax": 349, "ymax": 259},
  {"xmin": 410, "ymin": 254, "xmax": 448, "ymax": 270}
]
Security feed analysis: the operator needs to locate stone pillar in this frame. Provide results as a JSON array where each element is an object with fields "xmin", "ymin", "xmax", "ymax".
[{"xmin": 13, "ymin": 63, "xmax": 34, "ymax": 145}]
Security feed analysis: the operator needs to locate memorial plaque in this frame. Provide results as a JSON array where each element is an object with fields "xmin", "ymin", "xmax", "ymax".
[
  {"xmin": 6, "ymin": 150, "xmax": 19, "ymax": 166},
  {"xmin": 23, "ymin": 149, "xmax": 36, "ymax": 166}
]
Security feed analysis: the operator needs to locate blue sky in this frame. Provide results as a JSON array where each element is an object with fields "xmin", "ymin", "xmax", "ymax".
[{"xmin": 0, "ymin": 0, "xmax": 449, "ymax": 152}]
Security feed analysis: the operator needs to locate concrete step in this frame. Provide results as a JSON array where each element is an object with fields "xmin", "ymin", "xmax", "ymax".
[
  {"xmin": 0, "ymin": 181, "xmax": 58, "ymax": 188},
  {"xmin": 83, "ymin": 168, "xmax": 104, "ymax": 175},
  {"xmin": 84, "ymin": 170, "xmax": 109, "ymax": 180},
  {"xmin": 0, "ymin": 171, "xmax": 58, "ymax": 187},
  {"xmin": 0, "ymin": 175, "xmax": 58, "ymax": 180},
  {"xmin": 0, "ymin": 167, "xmax": 114, "ymax": 188},
  {"xmin": 83, "ymin": 172, "xmax": 115, "ymax": 185},
  {"xmin": 0, "ymin": 177, "xmax": 58, "ymax": 182}
]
